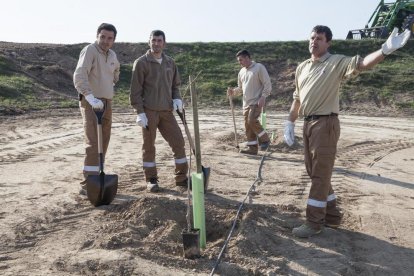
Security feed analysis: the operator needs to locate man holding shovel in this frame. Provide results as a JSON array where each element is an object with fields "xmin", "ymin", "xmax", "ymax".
[
  {"xmin": 73, "ymin": 23, "xmax": 120, "ymax": 195},
  {"xmin": 227, "ymin": 49, "xmax": 272, "ymax": 155},
  {"xmin": 130, "ymin": 30, "xmax": 188, "ymax": 192},
  {"xmin": 284, "ymin": 25, "xmax": 411, "ymax": 238}
]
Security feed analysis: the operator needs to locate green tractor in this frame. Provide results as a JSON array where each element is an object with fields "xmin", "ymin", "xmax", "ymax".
[{"xmin": 347, "ymin": 0, "xmax": 414, "ymax": 39}]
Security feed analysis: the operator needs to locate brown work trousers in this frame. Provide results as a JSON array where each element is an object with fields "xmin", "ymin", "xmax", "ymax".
[
  {"xmin": 303, "ymin": 115, "xmax": 342, "ymax": 229},
  {"xmin": 142, "ymin": 109, "xmax": 188, "ymax": 183},
  {"xmin": 243, "ymin": 105, "xmax": 269, "ymax": 145},
  {"xmin": 79, "ymin": 97, "xmax": 112, "ymax": 181}
]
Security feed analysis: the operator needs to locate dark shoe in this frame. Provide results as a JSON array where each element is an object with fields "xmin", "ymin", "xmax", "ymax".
[
  {"xmin": 292, "ymin": 223, "xmax": 322, "ymax": 238},
  {"xmin": 259, "ymin": 141, "xmax": 270, "ymax": 150},
  {"xmin": 239, "ymin": 146, "xmax": 258, "ymax": 155},
  {"xmin": 147, "ymin": 178, "xmax": 160, "ymax": 192},
  {"xmin": 176, "ymin": 178, "xmax": 190, "ymax": 187}
]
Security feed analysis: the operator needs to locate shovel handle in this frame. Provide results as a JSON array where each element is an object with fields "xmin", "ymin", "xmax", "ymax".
[
  {"xmin": 177, "ymin": 109, "xmax": 196, "ymax": 155},
  {"xmin": 229, "ymin": 96, "xmax": 239, "ymax": 148},
  {"xmin": 93, "ymin": 105, "xmax": 106, "ymax": 171}
]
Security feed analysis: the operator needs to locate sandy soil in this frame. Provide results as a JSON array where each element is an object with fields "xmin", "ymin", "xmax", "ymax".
[{"xmin": 0, "ymin": 108, "xmax": 413, "ymax": 276}]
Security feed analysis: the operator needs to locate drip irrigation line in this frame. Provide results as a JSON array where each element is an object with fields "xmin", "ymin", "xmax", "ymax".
[{"xmin": 209, "ymin": 146, "xmax": 270, "ymax": 276}]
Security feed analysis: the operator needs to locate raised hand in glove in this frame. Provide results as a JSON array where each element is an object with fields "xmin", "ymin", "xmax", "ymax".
[
  {"xmin": 136, "ymin": 113, "xmax": 148, "ymax": 128},
  {"xmin": 85, "ymin": 94, "xmax": 104, "ymax": 110},
  {"xmin": 173, "ymin": 99, "xmax": 183, "ymax": 113},
  {"xmin": 381, "ymin": 27, "xmax": 411, "ymax": 55},
  {"xmin": 283, "ymin": 121, "xmax": 295, "ymax": 146}
]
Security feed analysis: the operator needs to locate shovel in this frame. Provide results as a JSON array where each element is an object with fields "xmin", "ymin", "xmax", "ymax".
[
  {"xmin": 86, "ymin": 108, "xmax": 118, "ymax": 207},
  {"xmin": 229, "ymin": 95, "xmax": 239, "ymax": 149},
  {"xmin": 176, "ymin": 109, "xmax": 210, "ymax": 191}
]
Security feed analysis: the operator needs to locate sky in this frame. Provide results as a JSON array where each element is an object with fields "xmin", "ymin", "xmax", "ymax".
[{"xmin": 1, "ymin": 0, "xmax": 379, "ymax": 44}]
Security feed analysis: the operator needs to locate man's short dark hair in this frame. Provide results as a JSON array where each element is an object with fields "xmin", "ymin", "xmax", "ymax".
[
  {"xmin": 312, "ymin": 25, "xmax": 333, "ymax": 42},
  {"xmin": 150, "ymin": 30, "xmax": 166, "ymax": 41},
  {"xmin": 236, "ymin": 49, "xmax": 250, "ymax": 58},
  {"xmin": 97, "ymin": 23, "xmax": 117, "ymax": 39}
]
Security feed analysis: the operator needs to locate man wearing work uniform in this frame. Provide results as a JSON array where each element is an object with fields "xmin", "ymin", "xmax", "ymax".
[
  {"xmin": 73, "ymin": 23, "xmax": 120, "ymax": 195},
  {"xmin": 284, "ymin": 25, "xmax": 411, "ymax": 238},
  {"xmin": 130, "ymin": 30, "xmax": 188, "ymax": 193},
  {"xmin": 227, "ymin": 49, "xmax": 272, "ymax": 155}
]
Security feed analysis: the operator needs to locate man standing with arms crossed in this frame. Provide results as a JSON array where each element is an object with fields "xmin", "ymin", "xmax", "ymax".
[
  {"xmin": 284, "ymin": 25, "xmax": 411, "ymax": 238},
  {"xmin": 227, "ymin": 49, "xmax": 272, "ymax": 155},
  {"xmin": 130, "ymin": 30, "xmax": 188, "ymax": 192},
  {"xmin": 73, "ymin": 23, "xmax": 120, "ymax": 195}
]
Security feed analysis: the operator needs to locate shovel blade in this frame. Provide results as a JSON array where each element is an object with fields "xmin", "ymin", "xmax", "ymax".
[
  {"xmin": 182, "ymin": 228, "xmax": 200, "ymax": 259},
  {"xmin": 86, "ymin": 174, "xmax": 118, "ymax": 207}
]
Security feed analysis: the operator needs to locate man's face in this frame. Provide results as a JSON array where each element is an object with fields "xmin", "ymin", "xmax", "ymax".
[
  {"xmin": 96, "ymin": 29, "xmax": 115, "ymax": 52},
  {"xmin": 309, "ymin": 31, "xmax": 330, "ymax": 58},
  {"xmin": 237, "ymin": 55, "xmax": 251, "ymax": 68},
  {"xmin": 149, "ymin": 35, "xmax": 165, "ymax": 54}
]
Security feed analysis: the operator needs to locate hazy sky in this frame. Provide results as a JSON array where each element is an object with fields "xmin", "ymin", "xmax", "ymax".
[{"xmin": 2, "ymin": 0, "xmax": 378, "ymax": 44}]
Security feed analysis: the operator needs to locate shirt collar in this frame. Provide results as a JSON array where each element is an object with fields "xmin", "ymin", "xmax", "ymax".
[
  {"xmin": 93, "ymin": 42, "xmax": 110, "ymax": 56},
  {"xmin": 311, "ymin": 52, "xmax": 331, "ymax": 63}
]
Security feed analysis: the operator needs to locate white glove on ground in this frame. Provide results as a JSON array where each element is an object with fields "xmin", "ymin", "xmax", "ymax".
[
  {"xmin": 381, "ymin": 27, "xmax": 411, "ymax": 55},
  {"xmin": 173, "ymin": 99, "xmax": 183, "ymax": 113},
  {"xmin": 85, "ymin": 94, "xmax": 104, "ymax": 110},
  {"xmin": 136, "ymin": 113, "xmax": 148, "ymax": 128},
  {"xmin": 284, "ymin": 121, "xmax": 295, "ymax": 146}
]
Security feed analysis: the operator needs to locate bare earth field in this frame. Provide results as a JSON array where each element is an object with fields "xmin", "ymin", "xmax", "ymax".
[{"xmin": 0, "ymin": 108, "xmax": 413, "ymax": 275}]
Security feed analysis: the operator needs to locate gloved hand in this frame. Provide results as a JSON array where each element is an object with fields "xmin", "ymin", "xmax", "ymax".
[
  {"xmin": 173, "ymin": 99, "xmax": 183, "ymax": 113},
  {"xmin": 284, "ymin": 121, "xmax": 295, "ymax": 146},
  {"xmin": 85, "ymin": 94, "xmax": 104, "ymax": 110},
  {"xmin": 136, "ymin": 113, "xmax": 148, "ymax": 128},
  {"xmin": 381, "ymin": 27, "xmax": 411, "ymax": 55}
]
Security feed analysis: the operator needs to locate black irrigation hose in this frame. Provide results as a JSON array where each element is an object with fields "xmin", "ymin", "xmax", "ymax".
[{"xmin": 209, "ymin": 146, "xmax": 269, "ymax": 276}]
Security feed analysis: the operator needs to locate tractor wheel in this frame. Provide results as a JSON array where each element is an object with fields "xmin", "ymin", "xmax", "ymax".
[{"xmin": 402, "ymin": 14, "xmax": 414, "ymax": 36}]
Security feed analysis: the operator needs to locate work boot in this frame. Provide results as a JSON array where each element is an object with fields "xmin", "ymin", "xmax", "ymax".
[
  {"xmin": 176, "ymin": 178, "xmax": 190, "ymax": 187},
  {"xmin": 239, "ymin": 145, "xmax": 258, "ymax": 155},
  {"xmin": 259, "ymin": 141, "xmax": 270, "ymax": 151},
  {"xmin": 147, "ymin": 178, "xmax": 160, "ymax": 193},
  {"xmin": 325, "ymin": 222, "xmax": 340, "ymax": 229},
  {"xmin": 292, "ymin": 223, "xmax": 322, "ymax": 238}
]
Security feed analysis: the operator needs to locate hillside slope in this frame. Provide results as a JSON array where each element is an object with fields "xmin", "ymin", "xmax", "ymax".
[{"xmin": 0, "ymin": 40, "xmax": 413, "ymax": 115}]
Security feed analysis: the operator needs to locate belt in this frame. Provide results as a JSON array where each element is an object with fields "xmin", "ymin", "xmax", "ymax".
[{"xmin": 304, "ymin": 113, "xmax": 338, "ymax": 121}]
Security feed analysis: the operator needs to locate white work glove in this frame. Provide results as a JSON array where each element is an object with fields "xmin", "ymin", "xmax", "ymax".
[
  {"xmin": 284, "ymin": 121, "xmax": 295, "ymax": 147},
  {"xmin": 173, "ymin": 99, "xmax": 183, "ymax": 113},
  {"xmin": 136, "ymin": 113, "xmax": 148, "ymax": 128},
  {"xmin": 85, "ymin": 94, "xmax": 104, "ymax": 110},
  {"xmin": 381, "ymin": 27, "xmax": 411, "ymax": 55}
]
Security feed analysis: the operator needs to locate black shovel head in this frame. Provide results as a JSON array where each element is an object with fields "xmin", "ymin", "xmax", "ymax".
[{"xmin": 86, "ymin": 174, "xmax": 118, "ymax": 206}]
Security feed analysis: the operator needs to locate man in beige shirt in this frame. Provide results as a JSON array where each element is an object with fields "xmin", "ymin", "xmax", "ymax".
[
  {"xmin": 284, "ymin": 25, "xmax": 411, "ymax": 238},
  {"xmin": 227, "ymin": 49, "xmax": 272, "ymax": 155},
  {"xmin": 130, "ymin": 30, "xmax": 188, "ymax": 193},
  {"xmin": 73, "ymin": 23, "xmax": 120, "ymax": 195}
]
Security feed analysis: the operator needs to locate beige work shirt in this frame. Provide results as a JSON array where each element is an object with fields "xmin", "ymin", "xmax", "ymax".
[
  {"xmin": 237, "ymin": 61, "xmax": 272, "ymax": 108},
  {"xmin": 73, "ymin": 42, "xmax": 120, "ymax": 99},
  {"xmin": 293, "ymin": 52, "xmax": 361, "ymax": 117}
]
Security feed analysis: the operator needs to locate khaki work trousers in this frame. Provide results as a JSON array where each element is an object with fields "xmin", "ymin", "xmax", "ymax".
[
  {"xmin": 142, "ymin": 109, "xmax": 188, "ymax": 183},
  {"xmin": 303, "ymin": 116, "xmax": 342, "ymax": 229},
  {"xmin": 79, "ymin": 97, "xmax": 112, "ymax": 181},
  {"xmin": 243, "ymin": 105, "xmax": 269, "ymax": 145}
]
